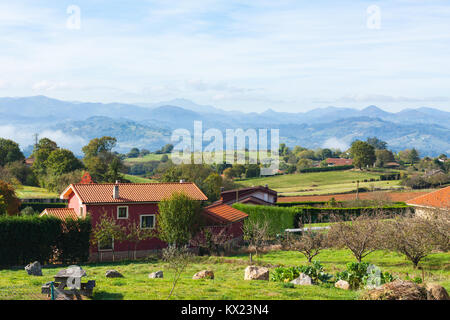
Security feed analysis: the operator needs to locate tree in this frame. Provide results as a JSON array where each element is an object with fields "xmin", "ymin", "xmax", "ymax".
[
  {"xmin": 0, "ymin": 138, "xmax": 24, "ymax": 167},
  {"xmin": 288, "ymin": 230, "xmax": 328, "ymax": 263},
  {"xmin": 157, "ymin": 192, "xmax": 202, "ymax": 247},
  {"xmin": 127, "ymin": 148, "xmax": 140, "ymax": 158},
  {"xmin": 190, "ymin": 227, "xmax": 233, "ymax": 256},
  {"xmin": 91, "ymin": 212, "xmax": 125, "ymax": 262},
  {"xmin": 328, "ymin": 211, "xmax": 384, "ymax": 262},
  {"xmin": 31, "ymin": 138, "xmax": 58, "ymax": 177},
  {"xmin": 203, "ymin": 173, "xmax": 223, "ymax": 202},
  {"xmin": 242, "ymin": 219, "xmax": 270, "ymax": 262},
  {"xmin": 366, "ymin": 137, "xmax": 387, "ymax": 150},
  {"xmin": 296, "ymin": 158, "xmax": 314, "ymax": 171},
  {"xmin": 375, "ymin": 149, "xmax": 395, "ymax": 168},
  {"xmin": 381, "ymin": 214, "xmax": 434, "ymax": 268},
  {"xmin": 409, "ymin": 148, "xmax": 420, "ymax": 164},
  {"xmin": 162, "ymin": 245, "xmax": 193, "ymax": 299},
  {"xmin": 350, "ymin": 140, "xmax": 376, "ymax": 169},
  {"xmin": 45, "ymin": 148, "xmax": 83, "ymax": 176},
  {"xmin": 125, "ymin": 221, "xmax": 154, "ymax": 260},
  {"xmin": 0, "ymin": 180, "xmax": 21, "ymax": 216},
  {"xmin": 245, "ymin": 164, "xmax": 260, "ymax": 178}
]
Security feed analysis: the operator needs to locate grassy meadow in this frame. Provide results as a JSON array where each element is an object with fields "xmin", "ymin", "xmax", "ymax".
[
  {"xmin": 15, "ymin": 186, "xmax": 59, "ymax": 199},
  {"xmin": 1, "ymin": 249, "xmax": 448, "ymax": 300}
]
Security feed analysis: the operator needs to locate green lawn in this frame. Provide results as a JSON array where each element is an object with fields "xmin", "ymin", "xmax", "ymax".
[
  {"xmin": 15, "ymin": 186, "xmax": 59, "ymax": 199},
  {"xmin": 123, "ymin": 153, "xmax": 165, "ymax": 164},
  {"xmin": 121, "ymin": 174, "xmax": 158, "ymax": 183},
  {"xmin": 1, "ymin": 249, "xmax": 448, "ymax": 300},
  {"xmin": 236, "ymin": 170, "xmax": 402, "ymax": 196}
]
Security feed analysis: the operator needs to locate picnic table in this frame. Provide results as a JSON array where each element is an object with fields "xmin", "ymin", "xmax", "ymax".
[{"xmin": 41, "ymin": 266, "xmax": 95, "ymax": 300}]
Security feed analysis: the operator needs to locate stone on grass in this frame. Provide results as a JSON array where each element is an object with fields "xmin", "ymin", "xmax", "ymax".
[
  {"xmin": 192, "ymin": 270, "xmax": 214, "ymax": 280},
  {"xmin": 105, "ymin": 270, "xmax": 124, "ymax": 278},
  {"xmin": 244, "ymin": 266, "xmax": 269, "ymax": 281},
  {"xmin": 25, "ymin": 261, "xmax": 42, "ymax": 276},
  {"xmin": 291, "ymin": 273, "xmax": 312, "ymax": 286},
  {"xmin": 335, "ymin": 280, "xmax": 350, "ymax": 290},
  {"xmin": 149, "ymin": 271, "xmax": 164, "ymax": 279},
  {"xmin": 426, "ymin": 283, "xmax": 449, "ymax": 300}
]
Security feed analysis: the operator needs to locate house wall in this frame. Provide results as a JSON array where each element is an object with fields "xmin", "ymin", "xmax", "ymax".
[{"xmin": 86, "ymin": 203, "xmax": 167, "ymax": 253}]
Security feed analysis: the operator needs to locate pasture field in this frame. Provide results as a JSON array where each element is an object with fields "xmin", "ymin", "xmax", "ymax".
[
  {"xmin": 1, "ymin": 249, "xmax": 448, "ymax": 300},
  {"xmin": 121, "ymin": 174, "xmax": 158, "ymax": 183},
  {"xmin": 236, "ymin": 170, "xmax": 402, "ymax": 196},
  {"xmin": 15, "ymin": 186, "xmax": 59, "ymax": 199}
]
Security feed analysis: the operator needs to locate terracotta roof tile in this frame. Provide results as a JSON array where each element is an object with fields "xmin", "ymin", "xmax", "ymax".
[
  {"xmin": 326, "ymin": 158, "xmax": 353, "ymax": 166},
  {"xmin": 204, "ymin": 203, "xmax": 248, "ymax": 224},
  {"xmin": 40, "ymin": 208, "xmax": 78, "ymax": 220},
  {"xmin": 62, "ymin": 182, "xmax": 208, "ymax": 204},
  {"xmin": 406, "ymin": 186, "xmax": 450, "ymax": 209}
]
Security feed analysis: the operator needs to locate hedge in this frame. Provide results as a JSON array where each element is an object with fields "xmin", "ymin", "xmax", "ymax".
[
  {"xmin": 298, "ymin": 165, "xmax": 354, "ymax": 173},
  {"xmin": 0, "ymin": 215, "xmax": 91, "ymax": 267},
  {"xmin": 233, "ymin": 203, "xmax": 297, "ymax": 236},
  {"xmin": 277, "ymin": 201, "xmax": 344, "ymax": 207},
  {"xmin": 233, "ymin": 203, "xmax": 412, "ymax": 233},
  {"xmin": 19, "ymin": 202, "xmax": 67, "ymax": 213}
]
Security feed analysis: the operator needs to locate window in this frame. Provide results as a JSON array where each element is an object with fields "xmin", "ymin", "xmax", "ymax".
[
  {"xmin": 140, "ymin": 215, "xmax": 155, "ymax": 229},
  {"xmin": 98, "ymin": 237, "xmax": 114, "ymax": 251},
  {"xmin": 117, "ymin": 206, "xmax": 128, "ymax": 219}
]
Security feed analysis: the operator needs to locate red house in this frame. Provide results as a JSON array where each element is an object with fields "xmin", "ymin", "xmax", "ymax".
[
  {"xmin": 40, "ymin": 182, "xmax": 248, "ymax": 260},
  {"xmin": 325, "ymin": 158, "xmax": 353, "ymax": 166},
  {"xmin": 218, "ymin": 185, "xmax": 278, "ymax": 206}
]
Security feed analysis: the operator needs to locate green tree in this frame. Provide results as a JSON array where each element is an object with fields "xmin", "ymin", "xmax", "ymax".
[
  {"xmin": 91, "ymin": 212, "xmax": 125, "ymax": 262},
  {"xmin": 296, "ymin": 158, "xmax": 314, "ymax": 171},
  {"xmin": 157, "ymin": 192, "xmax": 202, "ymax": 247},
  {"xmin": 127, "ymin": 148, "xmax": 140, "ymax": 158},
  {"xmin": 0, "ymin": 180, "xmax": 21, "ymax": 216},
  {"xmin": 350, "ymin": 140, "xmax": 376, "ymax": 169},
  {"xmin": 375, "ymin": 149, "xmax": 395, "ymax": 168},
  {"xmin": 0, "ymin": 138, "xmax": 25, "ymax": 167},
  {"xmin": 203, "ymin": 173, "xmax": 223, "ymax": 202},
  {"xmin": 366, "ymin": 137, "xmax": 387, "ymax": 150},
  {"xmin": 31, "ymin": 138, "xmax": 58, "ymax": 177},
  {"xmin": 409, "ymin": 148, "xmax": 420, "ymax": 164},
  {"xmin": 45, "ymin": 148, "xmax": 83, "ymax": 176}
]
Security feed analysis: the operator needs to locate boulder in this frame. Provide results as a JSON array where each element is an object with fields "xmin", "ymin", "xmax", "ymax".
[
  {"xmin": 149, "ymin": 271, "xmax": 164, "ymax": 279},
  {"xmin": 362, "ymin": 280, "xmax": 427, "ymax": 300},
  {"xmin": 335, "ymin": 280, "xmax": 350, "ymax": 290},
  {"xmin": 105, "ymin": 270, "xmax": 124, "ymax": 278},
  {"xmin": 291, "ymin": 273, "xmax": 312, "ymax": 286},
  {"xmin": 426, "ymin": 283, "xmax": 449, "ymax": 300},
  {"xmin": 192, "ymin": 270, "xmax": 214, "ymax": 280},
  {"xmin": 25, "ymin": 261, "xmax": 42, "ymax": 276},
  {"xmin": 244, "ymin": 266, "xmax": 269, "ymax": 281}
]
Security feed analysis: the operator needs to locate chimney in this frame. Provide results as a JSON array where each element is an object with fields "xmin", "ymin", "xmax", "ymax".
[
  {"xmin": 180, "ymin": 179, "xmax": 185, "ymax": 183},
  {"xmin": 113, "ymin": 183, "xmax": 119, "ymax": 199}
]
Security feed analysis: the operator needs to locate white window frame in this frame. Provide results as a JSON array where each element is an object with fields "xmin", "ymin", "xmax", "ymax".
[
  {"xmin": 140, "ymin": 214, "xmax": 156, "ymax": 230},
  {"xmin": 117, "ymin": 206, "xmax": 129, "ymax": 219},
  {"xmin": 98, "ymin": 236, "xmax": 114, "ymax": 252}
]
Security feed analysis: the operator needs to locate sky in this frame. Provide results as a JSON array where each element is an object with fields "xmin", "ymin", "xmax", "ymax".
[{"xmin": 0, "ymin": 0, "xmax": 449, "ymax": 113}]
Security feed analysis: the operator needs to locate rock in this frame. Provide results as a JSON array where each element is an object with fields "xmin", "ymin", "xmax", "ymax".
[
  {"xmin": 192, "ymin": 270, "xmax": 214, "ymax": 280},
  {"xmin": 335, "ymin": 280, "xmax": 350, "ymax": 290},
  {"xmin": 56, "ymin": 266, "xmax": 86, "ymax": 278},
  {"xmin": 362, "ymin": 280, "xmax": 427, "ymax": 300},
  {"xmin": 244, "ymin": 266, "xmax": 269, "ymax": 281},
  {"xmin": 149, "ymin": 271, "xmax": 164, "ymax": 279},
  {"xmin": 426, "ymin": 283, "xmax": 449, "ymax": 300},
  {"xmin": 105, "ymin": 270, "xmax": 124, "ymax": 278},
  {"xmin": 291, "ymin": 273, "xmax": 313, "ymax": 286},
  {"xmin": 25, "ymin": 261, "xmax": 42, "ymax": 276}
]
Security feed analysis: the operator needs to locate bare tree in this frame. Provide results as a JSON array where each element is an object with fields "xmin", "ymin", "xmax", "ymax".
[
  {"xmin": 289, "ymin": 229, "xmax": 328, "ymax": 263},
  {"xmin": 91, "ymin": 211, "xmax": 125, "ymax": 262},
  {"xmin": 125, "ymin": 221, "xmax": 154, "ymax": 260},
  {"xmin": 420, "ymin": 208, "xmax": 450, "ymax": 252},
  {"xmin": 162, "ymin": 245, "xmax": 193, "ymax": 300},
  {"xmin": 242, "ymin": 219, "xmax": 270, "ymax": 263},
  {"xmin": 381, "ymin": 214, "xmax": 436, "ymax": 268},
  {"xmin": 190, "ymin": 226, "xmax": 233, "ymax": 256},
  {"xmin": 328, "ymin": 210, "xmax": 384, "ymax": 262}
]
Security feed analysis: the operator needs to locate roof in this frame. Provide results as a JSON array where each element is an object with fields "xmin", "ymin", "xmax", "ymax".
[
  {"xmin": 326, "ymin": 158, "xmax": 353, "ymax": 166},
  {"xmin": 60, "ymin": 182, "xmax": 208, "ymax": 204},
  {"xmin": 203, "ymin": 203, "xmax": 248, "ymax": 224},
  {"xmin": 40, "ymin": 208, "xmax": 78, "ymax": 220},
  {"xmin": 221, "ymin": 185, "xmax": 277, "ymax": 196},
  {"xmin": 406, "ymin": 186, "xmax": 450, "ymax": 209}
]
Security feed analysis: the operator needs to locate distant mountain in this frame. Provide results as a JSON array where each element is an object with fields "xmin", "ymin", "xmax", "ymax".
[{"xmin": 0, "ymin": 95, "xmax": 449, "ymax": 156}]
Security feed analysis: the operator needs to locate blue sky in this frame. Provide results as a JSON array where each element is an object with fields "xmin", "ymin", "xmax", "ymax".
[{"xmin": 0, "ymin": 0, "xmax": 449, "ymax": 112}]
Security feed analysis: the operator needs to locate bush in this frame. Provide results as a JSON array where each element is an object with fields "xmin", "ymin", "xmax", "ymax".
[
  {"xmin": 20, "ymin": 206, "xmax": 37, "ymax": 216},
  {"xmin": 298, "ymin": 165, "xmax": 354, "ymax": 173},
  {"xmin": 335, "ymin": 262, "xmax": 394, "ymax": 289},
  {"xmin": 271, "ymin": 262, "xmax": 332, "ymax": 284},
  {"xmin": 56, "ymin": 217, "xmax": 92, "ymax": 264}
]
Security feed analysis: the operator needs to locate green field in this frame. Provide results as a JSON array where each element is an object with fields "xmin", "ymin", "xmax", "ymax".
[
  {"xmin": 236, "ymin": 170, "xmax": 402, "ymax": 196},
  {"xmin": 121, "ymin": 174, "xmax": 158, "ymax": 183},
  {"xmin": 123, "ymin": 153, "xmax": 165, "ymax": 164},
  {"xmin": 15, "ymin": 186, "xmax": 59, "ymax": 199},
  {"xmin": 1, "ymin": 249, "xmax": 448, "ymax": 300}
]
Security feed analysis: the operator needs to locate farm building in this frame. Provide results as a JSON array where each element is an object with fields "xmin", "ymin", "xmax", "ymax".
[
  {"xmin": 40, "ymin": 181, "xmax": 248, "ymax": 260},
  {"xmin": 218, "ymin": 185, "xmax": 277, "ymax": 206},
  {"xmin": 406, "ymin": 186, "xmax": 450, "ymax": 217}
]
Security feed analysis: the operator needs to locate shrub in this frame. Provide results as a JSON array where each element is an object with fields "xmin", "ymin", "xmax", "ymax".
[
  {"xmin": 298, "ymin": 165, "xmax": 354, "ymax": 173},
  {"xmin": 335, "ymin": 262, "xmax": 394, "ymax": 289},
  {"xmin": 271, "ymin": 262, "xmax": 332, "ymax": 284}
]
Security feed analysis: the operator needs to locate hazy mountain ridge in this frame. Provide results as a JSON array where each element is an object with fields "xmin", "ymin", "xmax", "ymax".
[{"xmin": 0, "ymin": 96, "xmax": 449, "ymax": 156}]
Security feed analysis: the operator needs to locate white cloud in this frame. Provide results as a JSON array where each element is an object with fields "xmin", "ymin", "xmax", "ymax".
[{"xmin": 322, "ymin": 137, "xmax": 349, "ymax": 151}]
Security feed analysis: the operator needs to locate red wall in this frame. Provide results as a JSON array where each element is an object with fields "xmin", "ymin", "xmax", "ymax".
[{"xmin": 86, "ymin": 203, "xmax": 167, "ymax": 253}]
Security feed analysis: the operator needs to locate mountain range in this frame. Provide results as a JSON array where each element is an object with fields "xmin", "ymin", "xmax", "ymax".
[{"xmin": 0, "ymin": 95, "xmax": 449, "ymax": 157}]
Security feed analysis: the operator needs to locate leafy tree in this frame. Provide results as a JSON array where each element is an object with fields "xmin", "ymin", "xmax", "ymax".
[
  {"xmin": 203, "ymin": 173, "xmax": 223, "ymax": 202},
  {"xmin": 245, "ymin": 164, "xmax": 260, "ymax": 178},
  {"xmin": 157, "ymin": 192, "xmax": 202, "ymax": 247},
  {"xmin": 298, "ymin": 150, "xmax": 316, "ymax": 160},
  {"xmin": 350, "ymin": 140, "xmax": 376, "ymax": 169},
  {"xmin": 127, "ymin": 148, "xmax": 140, "ymax": 158},
  {"xmin": 31, "ymin": 138, "xmax": 58, "ymax": 177},
  {"xmin": 45, "ymin": 148, "xmax": 83, "ymax": 176},
  {"xmin": 0, "ymin": 138, "xmax": 25, "ymax": 167},
  {"xmin": 91, "ymin": 212, "xmax": 125, "ymax": 262},
  {"xmin": 3, "ymin": 161, "xmax": 37, "ymax": 186},
  {"xmin": 375, "ymin": 149, "xmax": 395, "ymax": 168},
  {"xmin": 162, "ymin": 245, "xmax": 193, "ymax": 299},
  {"xmin": 366, "ymin": 137, "xmax": 387, "ymax": 150},
  {"xmin": 125, "ymin": 221, "xmax": 154, "ymax": 260},
  {"xmin": 296, "ymin": 158, "xmax": 314, "ymax": 171},
  {"xmin": 409, "ymin": 148, "xmax": 420, "ymax": 164},
  {"xmin": 0, "ymin": 180, "xmax": 21, "ymax": 216}
]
